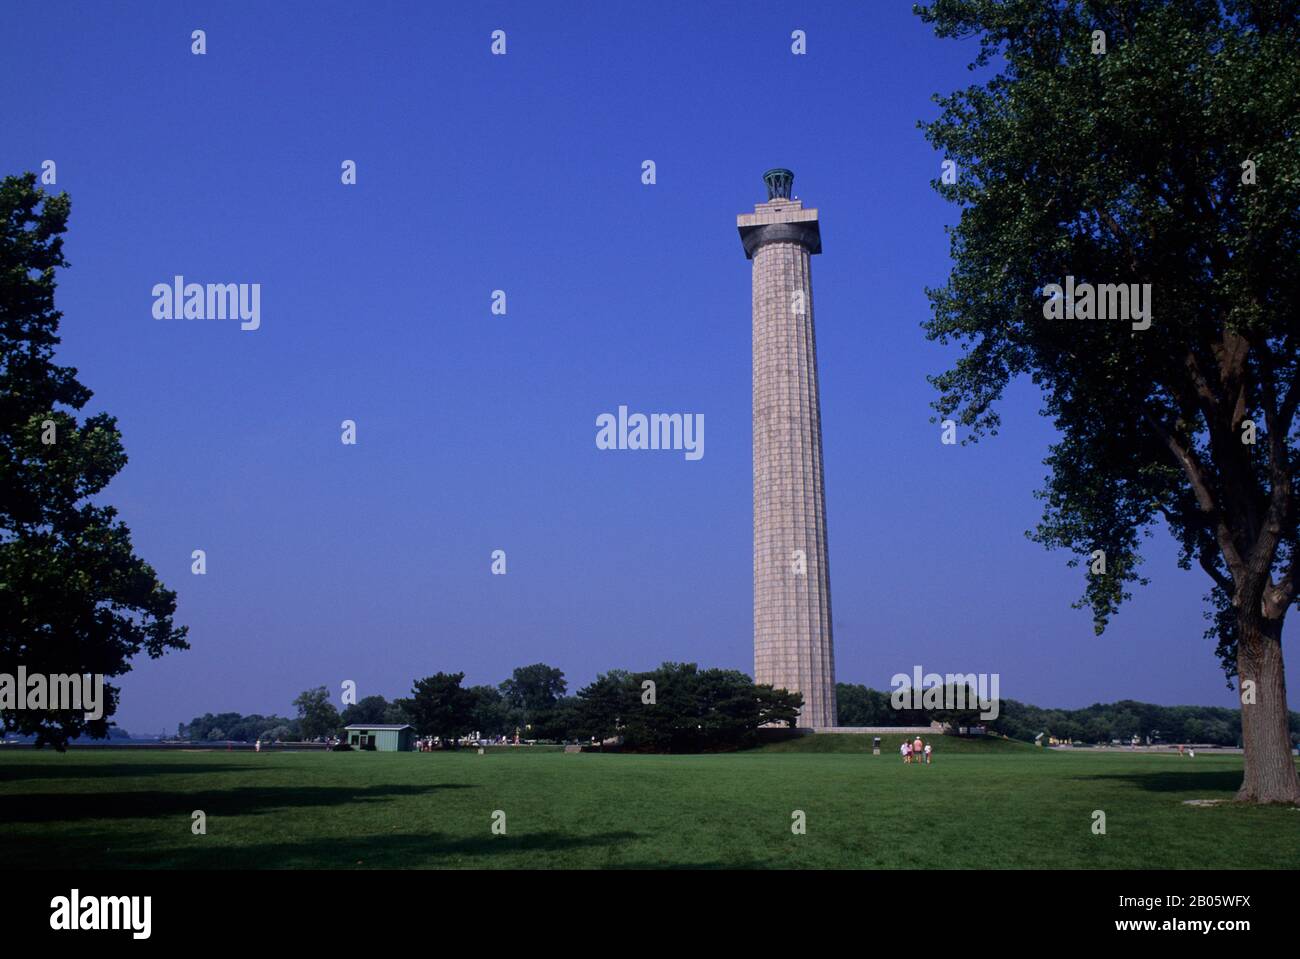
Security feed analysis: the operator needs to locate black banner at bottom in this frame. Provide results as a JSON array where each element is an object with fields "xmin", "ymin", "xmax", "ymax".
[{"xmin": 4, "ymin": 869, "xmax": 1278, "ymax": 945}]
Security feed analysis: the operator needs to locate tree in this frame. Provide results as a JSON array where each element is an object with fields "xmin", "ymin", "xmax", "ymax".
[
  {"xmin": 409, "ymin": 672, "xmax": 473, "ymax": 746},
  {"xmin": 533, "ymin": 696, "xmax": 584, "ymax": 741},
  {"xmin": 619, "ymin": 662, "xmax": 699, "ymax": 752},
  {"xmin": 838, "ymin": 681, "xmax": 930, "ymax": 726},
  {"xmin": 688, "ymin": 668, "xmax": 757, "ymax": 746},
  {"xmin": 931, "ymin": 684, "xmax": 982, "ymax": 733},
  {"xmin": 611, "ymin": 662, "xmax": 800, "ymax": 753},
  {"xmin": 466, "ymin": 685, "xmax": 509, "ymax": 737},
  {"xmin": 340, "ymin": 695, "xmax": 390, "ymax": 727},
  {"xmin": 181, "ymin": 710, "xmax": 297, "ymax": 742},
  {"xmin": 754, "ymin": 684, "xmax": 804, "ymax": 729},
  {"xmin": 261, "ymin": 724, "xmax": 293, "ymax": 742},
  {"xmin": 383, "ymin": 697, "xmax": 414, "ymax": 726},
  {"xmin": 499, "ymin": 663, "xmax": 567, "ymax": 725},
  {"xmin": 576, "ymin": 669, "xmax": 635, "ymax": 740},
  {"xmin": 292, "ymin": 686, "xmax": 340, "ymax": 740},
  {"xmin": 835, "ymin": 683, "xmax": 880, "ymax": 726},
  {"xmin": 918, "ymin": 1, "xmax": 1300, "ymax": 802},
  {"xmin": 0, "ymin": 174, "xmax": 188, "ymax": 749}
]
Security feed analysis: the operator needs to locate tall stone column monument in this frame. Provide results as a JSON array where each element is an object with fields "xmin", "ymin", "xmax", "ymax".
[{"xmin": 737, "ymin": 168, "xmax": 837, "ymax": 728}]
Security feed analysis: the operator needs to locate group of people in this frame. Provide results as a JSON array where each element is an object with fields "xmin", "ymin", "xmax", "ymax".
[{"xmin": 900, "ymin": 736, "xmax": 932, "ymax": 765}]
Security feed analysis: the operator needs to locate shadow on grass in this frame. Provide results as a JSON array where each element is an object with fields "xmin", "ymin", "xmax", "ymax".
[
  {"xmin": 1071, "ymin": 770, "xmax": 1243, "ymax": 793},
  {"xmin": 606, "ymin": 860, "xmax": 771, "ymax": 870},
  {"xmin": 6, "ymin": 829, "xmax": 649, "ymax": 869},
  {"xmin": 248, "ymin": 830, "xmax": 647, "ymax": 869},
  {"xmin": 0, "ymin": 782, "xmax": 474, "ymax": 824},
  {"xmin": 0, "ymin": 763, "xmax": 257, "ymax": 782}
]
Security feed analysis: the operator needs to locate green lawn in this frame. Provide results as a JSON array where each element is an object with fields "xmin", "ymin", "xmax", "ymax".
[{"xmin": 0, "ymin": 746, "xmax": 1294, "ymax": 869}]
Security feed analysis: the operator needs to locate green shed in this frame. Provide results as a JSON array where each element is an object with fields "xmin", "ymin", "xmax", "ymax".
[{"xmin": 344, "ymin": 723, "xmax": 414, "ymax": 752}]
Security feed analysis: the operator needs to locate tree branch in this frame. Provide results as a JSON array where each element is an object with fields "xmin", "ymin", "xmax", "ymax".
[{"xmin": 1143, "ymin": 409, "xmax": 1247, "ymax": 580}]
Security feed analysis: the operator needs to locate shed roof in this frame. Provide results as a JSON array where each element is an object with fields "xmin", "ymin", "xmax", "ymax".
[{"xmin": 344, "ymin": 724, "xmax": 413, "ymax": 731}]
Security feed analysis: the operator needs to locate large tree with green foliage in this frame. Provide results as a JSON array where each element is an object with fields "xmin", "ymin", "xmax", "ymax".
[
  {"xmin": 410, "ymin": 672, "xmax": 474, "ymax": 746},
  {"xmin": 918, "ymin": 0, "xmax": 1300, "ymax": 801},
  {"xmin": 339, "ymin": 694, "xmax": 390, "ymax": 727},
  {"xmin": 591, "ymin": 663, "xmax": 804, "ymax": 753},
  {"xmin": 576, "ymin": 668, "xmax": 634, "ymax": 740},
  {"xmin": 293, "ymin": 686, "xmax": 341, "ymax": 740},
  {"xmin": 499, "ymin": 662, "xmax": 567, "ymax": 727},
  {"xmin": 466, "ymin": 684, "xmax": 509, "ymax": 736},
  {"xmin": 0, "ymin": 173, "xmax": 187, "ymax": 749}
]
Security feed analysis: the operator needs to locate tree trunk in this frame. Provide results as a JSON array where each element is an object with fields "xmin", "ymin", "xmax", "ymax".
[{"xmin": 1235, "ymin": 614, "xmax": 1300, "ymax": 803}]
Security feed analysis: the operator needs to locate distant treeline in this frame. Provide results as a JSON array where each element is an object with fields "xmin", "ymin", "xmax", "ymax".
[
  {"xmin": 835, "ymin": 683, "xmax": 1300, "ymax": 747},
  {"xmin": 178, "ymin": 713, "xmax": 302, "ymax": 744},
  {"xmin": 179, "ymin": 663, "xmax": 802, "ymax": 753},
  {"xmin": 4, "ymin": 726, "xmax": 136, "ymax": 744},
  {"xmin": 176, "ymin": 667, "xmax": 1300, "ymax": 752}
]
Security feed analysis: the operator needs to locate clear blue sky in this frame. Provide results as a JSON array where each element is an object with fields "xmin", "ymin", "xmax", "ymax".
[{"xmin": 5, "ymin": 1, "xmax": 1286, "ymax": 734}]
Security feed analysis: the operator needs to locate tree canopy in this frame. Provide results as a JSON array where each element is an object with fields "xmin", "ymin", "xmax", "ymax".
[
  {"xmin": 918, "ymin": 0, "xmax": 1300, "ymax": 802},
  {"xmin": 577, "ymin": 662, "xmax": 803, "ymax": 753},
  {"xmin": 410, "ymin": 672, "xmax": 474, "ymax": 745},
  {"xmin": 499, "ymin": 662, "xmax": 567, "ymax": 723},
  {"xmin": 293, "ymin": 686, "xmax": 341, "ymax": 740},
  {"xmin": 0, "ymin": 173, "xmax": 187, "ymax": 749}
]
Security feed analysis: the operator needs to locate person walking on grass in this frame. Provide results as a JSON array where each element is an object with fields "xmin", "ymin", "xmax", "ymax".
[
  {"xmin": 901, "ymin": 740, "xmax": 910, "ymax": 764},
  {"xmin": 924, "ymin": 741, "xmax": 932, "ymax": 765}
]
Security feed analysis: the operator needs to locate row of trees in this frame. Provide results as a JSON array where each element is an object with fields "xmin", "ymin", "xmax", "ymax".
[
  {"xmin": 183, "ymin": 672, "xmax": 1300, "ymax": 751},
  {"xmin": 280, "ymin": 664, "xmax": 576, "ymax": 743},
  {"xmin": 178, "ymin": 712, "xmax": 299, "ymax": 744},
  {"xmin": 180, "ymin": 663, "xmax": 803, "ymax": 753},
  {"xmin": 834, "ymin": 682, "xmax": 1300, "ymax": 747},
  {"xmin": 194, "ymin": 684, "xmax": 1300, "ymax": 753},
  {"xmin": 987, "ymin": 697, "xmax": 1300, "ymax": 748},
  {"xmin": 358, "ymin": 662, "xmax": 803, "ymax": 752}
]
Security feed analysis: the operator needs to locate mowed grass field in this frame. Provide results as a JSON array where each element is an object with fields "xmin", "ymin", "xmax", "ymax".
[{"xmin": 0, "ymin": 737, "xmax": 1295, "ymax": 869}]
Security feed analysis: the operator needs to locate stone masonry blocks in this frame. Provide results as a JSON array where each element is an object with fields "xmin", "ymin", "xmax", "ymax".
[{"xmin": 740, "ymin": 196, "xmax": 837, "ymax": 728}]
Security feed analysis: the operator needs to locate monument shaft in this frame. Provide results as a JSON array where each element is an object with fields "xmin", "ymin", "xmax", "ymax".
[{"xmin": 738, "ymin": 170, "xmax": 837, "ymax": 728}]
